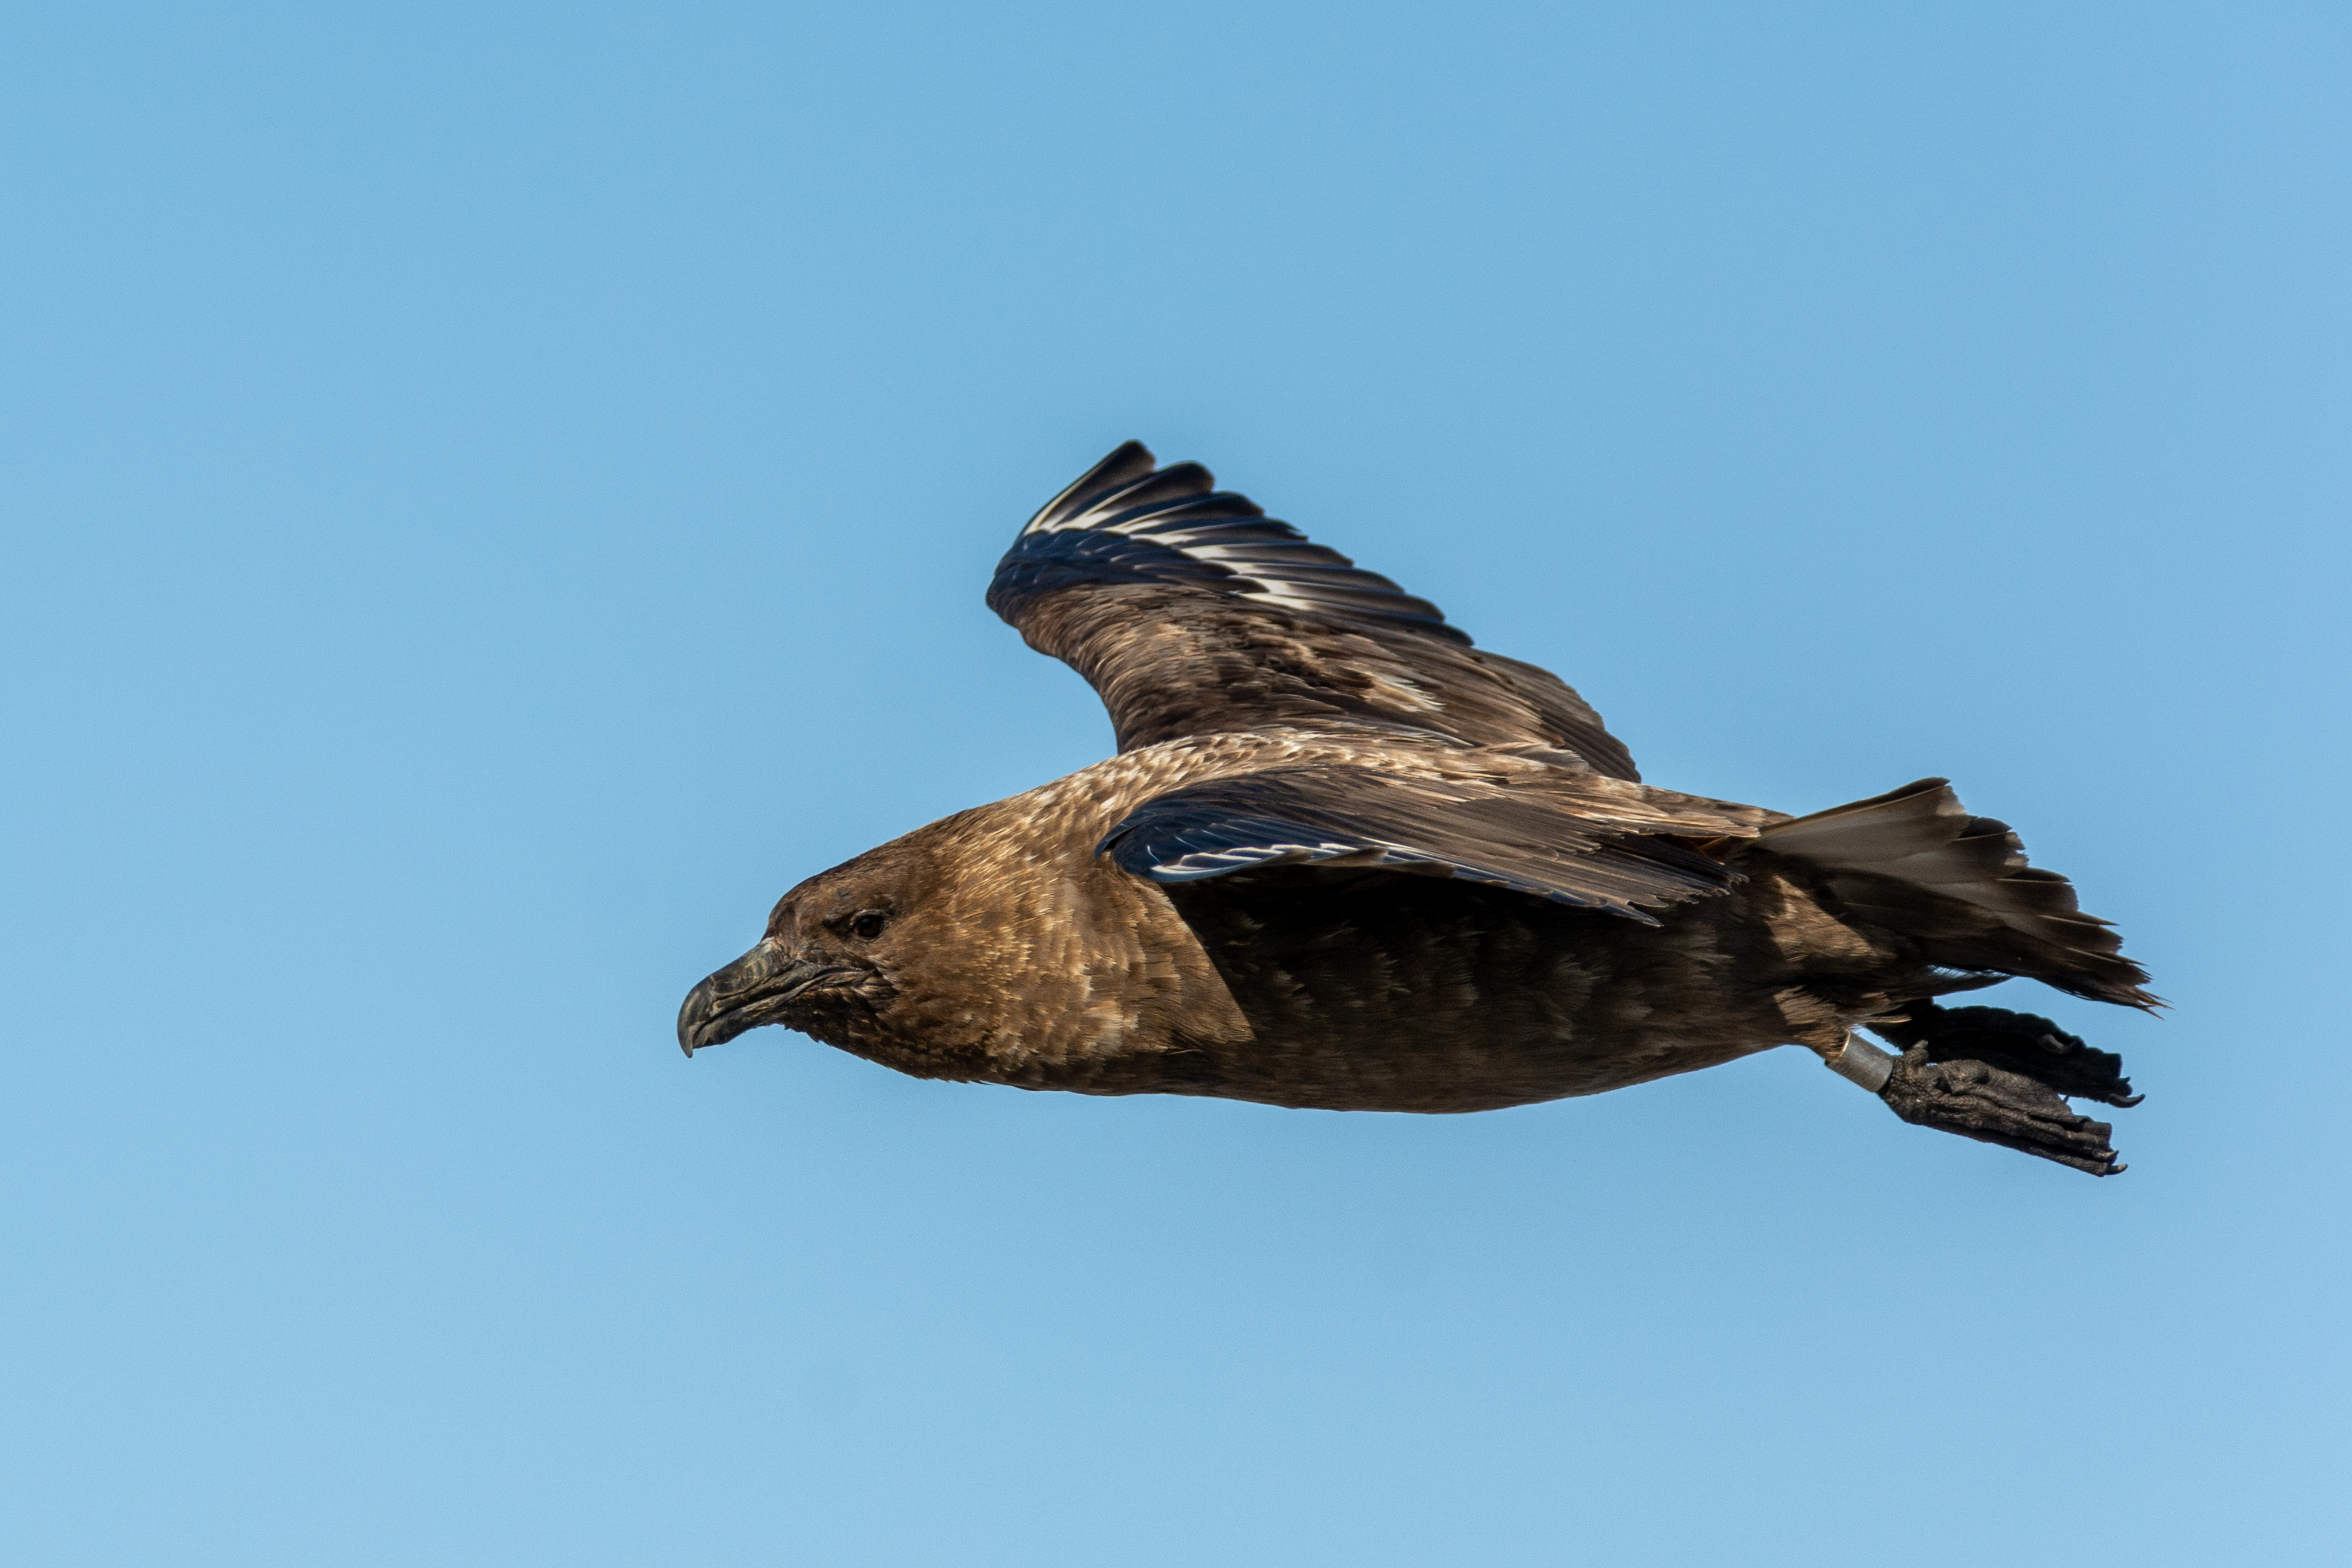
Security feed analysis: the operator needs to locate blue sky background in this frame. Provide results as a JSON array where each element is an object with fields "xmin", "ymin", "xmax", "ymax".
[{"xmin": 3, "ymin": 2, "xmax": 2346, "ymax": 1563}]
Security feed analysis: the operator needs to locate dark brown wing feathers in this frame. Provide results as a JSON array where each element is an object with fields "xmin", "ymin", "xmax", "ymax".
[
  {"xmin": 989, "ymin": 443, "xmax": 1640, "ymax": 777},
  {"xmin": 1099, "ymin": 765, "xmax": 1759, "ymax": 924}
]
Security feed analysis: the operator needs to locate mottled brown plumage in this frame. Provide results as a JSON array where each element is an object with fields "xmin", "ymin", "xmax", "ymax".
[{"xmin": 678, "ymin": 443, "xmax": 2157, "ymax": 1174}]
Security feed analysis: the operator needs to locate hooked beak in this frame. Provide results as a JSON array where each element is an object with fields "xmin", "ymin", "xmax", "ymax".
[{"xmin": 676, "ymin": 942, "xmax": 851, "ymax": 1057}]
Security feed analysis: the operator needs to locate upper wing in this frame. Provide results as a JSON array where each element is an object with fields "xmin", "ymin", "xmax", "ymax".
[
  {"xmin": 987, "ymin": 443, "xmax": 1641, "ymax": 779},
  {"xmin": 1098, "ymin": 764, "xmax": 1768, "ymax": 925}
]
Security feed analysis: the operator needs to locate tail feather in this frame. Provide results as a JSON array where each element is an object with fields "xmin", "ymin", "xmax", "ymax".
[{"xmin": 1759, "ymin": 778, "xmax": 2158, "ymax": 1009}]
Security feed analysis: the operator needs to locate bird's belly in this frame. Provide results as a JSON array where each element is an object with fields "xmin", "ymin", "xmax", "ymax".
[
  {"xmin": 1133, "ymin": 875, "xmax": 1793, "ymax": 1114},
  {"xmin": 1165, "ymin": 1002, "xmax": 1782, "ymax": 1113}
]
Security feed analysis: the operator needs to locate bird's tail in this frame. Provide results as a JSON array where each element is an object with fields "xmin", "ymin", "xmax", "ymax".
[{"xmin": 1756, "ymin": 778, "xmax": 2157, "ymax": 1009}]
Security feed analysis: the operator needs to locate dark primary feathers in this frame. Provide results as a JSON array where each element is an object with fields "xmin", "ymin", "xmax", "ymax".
[
  {"xmin": 679, "ymin": 441, "xmax": 2159, "ymax": 1178},
  {"xmin": 990, "ymin": 440, "xmax": 1464, "ymax": 643},
  {"xmin": 987, "ymin": 442, "xmax": 1641, "ymax": 778}
]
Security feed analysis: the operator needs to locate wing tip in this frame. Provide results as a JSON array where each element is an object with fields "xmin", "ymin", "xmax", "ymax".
[
  {"xmin": 1022, "ymin": 440, "xmax": 1162, "ymax": 534},
  {"xmin": 1005, "ymin": 442, "xmax": 1468, "ymax": 645}
]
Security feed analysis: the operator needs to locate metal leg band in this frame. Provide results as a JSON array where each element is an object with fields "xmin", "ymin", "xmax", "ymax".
[{"xmin": 1826, "ymin": 1032, "xmax": 1895, "ymax": 1093}]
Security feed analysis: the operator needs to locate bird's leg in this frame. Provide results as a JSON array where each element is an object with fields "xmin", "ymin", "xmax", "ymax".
[{"xmin": 1833, "ymin": 1002, "xmax": 2141, "ymax": 1177}]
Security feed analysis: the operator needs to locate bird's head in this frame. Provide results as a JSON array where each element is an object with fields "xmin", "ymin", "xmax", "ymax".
[
  {"xmin": 674, "ymin": 831, "xmax": 940, "ymax": 1059},
  {"xmin": 674, "ymin": 805, "xmax": 1077, "ymax": 1076},
  {"xmin": 675, "ymin": 786, "xmax": 1220, "ymax": 1081}
]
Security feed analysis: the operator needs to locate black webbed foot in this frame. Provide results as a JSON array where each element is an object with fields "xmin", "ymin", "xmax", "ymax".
[
  {"xmin": 1879, "ymin": 1047, "xmax": 2124, "ymax": 1175},
  {"xmin": 1863, "ymin": 1003, "xmax": 2139, "ymax": 1176},
  {"xmin": 1883, "ymin": 1004, "xmax": 2141, "ymax": 1107}
]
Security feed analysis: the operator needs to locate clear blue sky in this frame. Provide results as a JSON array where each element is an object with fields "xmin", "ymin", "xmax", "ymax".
[{"xmin": 3, "ymin": 3, "xmax": 2346, "ymax": 1563}]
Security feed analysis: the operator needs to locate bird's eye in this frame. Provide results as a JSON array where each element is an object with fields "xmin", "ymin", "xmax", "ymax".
[{"xmin": 848, "ymin": 912, "xmax": 887, "ymax": 940}]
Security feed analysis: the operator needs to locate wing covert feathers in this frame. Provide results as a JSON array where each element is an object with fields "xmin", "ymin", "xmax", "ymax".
[
  {"xmin": 990, "ymin": 443, "xmax": 1641, "ymax": 777},
  {"xmin": 1100, "ymin": 765, "xmax": 1760, "ymax": 924},
  {"xmin": 1759, "ymin": 778, "xmax": 2157, "ymax": 1008}
]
